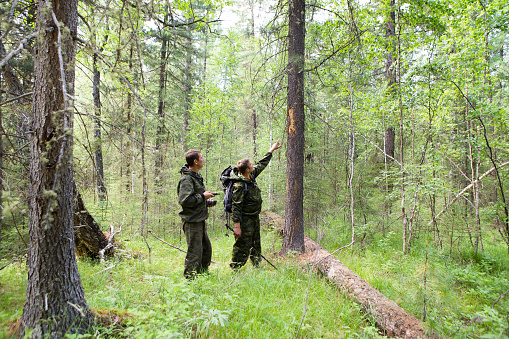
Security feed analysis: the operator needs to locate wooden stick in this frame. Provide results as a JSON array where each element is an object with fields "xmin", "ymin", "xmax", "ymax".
[{"xmin": 148, "ymin": 230, "xmax": 187, "ymax": 254}]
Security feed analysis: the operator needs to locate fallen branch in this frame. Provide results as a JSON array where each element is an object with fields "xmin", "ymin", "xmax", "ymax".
[
  {"xmin": 92, "ymin": 265, "xmax": 116, "ymax": 276},
  {"xmin": 99, "ymin": 218, "xmax": 124, "ymax": 262},
  {"xmin": 148, "ymin": 230, "xmax": 187, "ymax": 254},
  {"xmin": 492, "ymin": 289, "xmax": 509, "ymax": 309}
]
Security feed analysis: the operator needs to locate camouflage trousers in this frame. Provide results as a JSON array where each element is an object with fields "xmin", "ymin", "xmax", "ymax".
[
  {"xmin": 183, "ymin": 221, "xmax": 212, "ymax": 279},
  {"xmin": 230, "ymin": 215, "xmax": 261, "ymax": 269}
]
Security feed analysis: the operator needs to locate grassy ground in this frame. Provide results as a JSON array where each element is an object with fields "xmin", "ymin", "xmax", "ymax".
[
  {"xmin": 1, "ymin": 229, "xmax": 372, "ymax": 338},
  {"xmin": 1, "ymin": 225, "xmax": 508, "ymax": 338}
]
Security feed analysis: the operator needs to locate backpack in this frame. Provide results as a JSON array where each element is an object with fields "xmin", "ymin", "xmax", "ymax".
[{"xmin": 220, "ymin": 166, "xmax": 248, "ymax": 214}]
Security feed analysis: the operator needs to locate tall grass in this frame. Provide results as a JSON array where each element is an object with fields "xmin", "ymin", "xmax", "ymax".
[
  {"xmin": 1, "ymin": 229, "xmax": 371, "ymax": 338},
  {"xmin": 313, "ymin": 222, "xmax": 509, "ymax": 338}
]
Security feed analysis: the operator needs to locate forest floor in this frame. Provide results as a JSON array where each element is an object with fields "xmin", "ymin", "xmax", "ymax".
[{"xmin": 1, "ymin": 214, "xmax": 509, "ymax": 338}]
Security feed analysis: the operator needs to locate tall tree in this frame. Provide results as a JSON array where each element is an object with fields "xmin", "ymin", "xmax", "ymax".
[
  {"xmin": 182, "ymin": 24, "xmax": 192, "ymax": 151},
  {"xmin": 92, "ymin": 26, "xmax": 107, "ymax": 201},
  {"xmin": 282, "ymin": 0, "xmax": 305, "ymax": 253},
  {"xmin": 20, "ymin": 0, "xmax": 92, "ymax": 336},
  {"xmin": 154, "ymin": 10, "xmax": 169, "ymax": 194}
]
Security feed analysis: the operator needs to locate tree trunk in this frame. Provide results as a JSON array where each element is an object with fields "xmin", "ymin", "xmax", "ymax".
[
  {"xmin": 384, "ymin": 127, "xmax": 395, "ymax": 160},
  {"xmin": 349, "ymin": 83, "xmax": 355, "ymax": 245},
  {"xmin": 394, "ymin": 3, "xmax": 408, "ymax": 254},
  {"xmin": 124, "ymin": 44, "xmax": 134, "ymax": 195},
  {"xmin": 21, "ymin": 1, "xmax": 92, "ymax": 336},
  {"xmin": 282, "ymin": 0, "xmax": 305, "ymax": 253},
  {"xmin": 382, "ymin": 0, "xmax": 396, "ymax": 232},
  {"xmin": 182, "ymin": 25, "xmax": 192, "ymax": 151},
  {"xmin": 155, "ymin": 12, "xmax": 168, "ymax": 194},
  {"xmin": 93, "ymin": 53, "xmax": 106, "ymax": 201},
  {"xmin": 251, "ymin": 106, "xmax": 257, "ymax": 158},
  {"xmin": 384, "ymin": 0, "xmax": 396, "ymax": 91}
]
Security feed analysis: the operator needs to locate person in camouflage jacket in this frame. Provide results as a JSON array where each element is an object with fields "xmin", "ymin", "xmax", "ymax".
[
  {"xmin": 177, "ymin": 150, "xmax": 215, "ymax": 279},
  {"xmin": 230, "ymin": 141, "xmax": 281, "ymax": 269}
]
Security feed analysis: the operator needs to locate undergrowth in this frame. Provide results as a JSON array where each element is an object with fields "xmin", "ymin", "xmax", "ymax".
[{"xmin": 314, "ymin": 226, "xmax": 509, "ymax": 339}]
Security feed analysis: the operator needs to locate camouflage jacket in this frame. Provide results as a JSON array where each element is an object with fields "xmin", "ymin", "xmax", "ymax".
[
  {"xmin": 177, "ymin": 165, "xmax": 209, "ymax": 222},
  {"xmin": 230, "ymin": 152, "xmax": 273, "ymax": 223}
]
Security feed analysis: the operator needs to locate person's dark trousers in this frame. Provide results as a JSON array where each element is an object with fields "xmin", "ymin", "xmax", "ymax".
[
  {"xmin": 183, "ymin": 221, "xmax": 212, "ymax": 279},
  {"xmin": 230, "ymin": 215, "xmax": 261, "ymax": 269}
]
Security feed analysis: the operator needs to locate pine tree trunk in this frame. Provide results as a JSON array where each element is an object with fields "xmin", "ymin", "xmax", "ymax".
[
  {"xmin": 93, "ymin": 53, "xmax": 106, "ymax": 201},
  {"xmin": 382, "ymin": 0, "xmax": 396, "ymax": 232},
  {"xmin": 155, "ymin": 12, "xmax": 168, "ymax": 194},
  {"xmin": 282, "ymin": 0, "xmax": 306, "ymax": 253},
  {"xmin": 182, "ymin": 26, "xmax": 192, "ymax": 151},
  {"xmin": 21, "ymin": 1, "xmax": 92, "ymax": 336},
  {"xmin": 125, "ymin": 45, "xmax": 134, "ymax": 195},
  {"xmin": 251, "ymin": 106, "xmax": 257, "ymax": 157}
]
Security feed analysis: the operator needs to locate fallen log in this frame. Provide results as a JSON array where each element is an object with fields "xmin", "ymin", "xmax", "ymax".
[
  {"xmin": 298, "ymin": 235, "xmax": 437, "ymax": 338},
  {"xmin": 260, "ymin": 212, "xmax": 436, "ymax": 338}
]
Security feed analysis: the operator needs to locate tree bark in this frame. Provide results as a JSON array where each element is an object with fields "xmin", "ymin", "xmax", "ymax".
[
  {"xmin": 282, "ymin": 0, "xmax": 305, "ymax": 253},
  {"xmin": 251, "ymin": 106, "xmax": 257, "ymax": 158},
  {"xmin": 384, "ymin": 0, "xmax": 396, "ymax": 91},
  {"xmin": 384, "ymin": 127, "xmax": 395, "ymax": 160},
  {"xmin": 21, "ymin": 1, "xmax": 92, "ymax": 336},
  {"xmin": 125, "ymin": 44, "xmax": 134, "ymax": 194}
]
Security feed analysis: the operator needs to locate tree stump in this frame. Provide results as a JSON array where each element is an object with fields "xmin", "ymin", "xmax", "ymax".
[{"xmin": 73, "ymin": 184, "xmax": 114, "ymax": 259}]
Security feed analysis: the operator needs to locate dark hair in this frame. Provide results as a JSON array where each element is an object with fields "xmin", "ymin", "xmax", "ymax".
[
  {"xmin": 185, "ymin": 149, "xmax": 201, "ymax": 167},
  {"xmin": 237, "ymin": 158, "xmax": 250, "ymax": 175}
]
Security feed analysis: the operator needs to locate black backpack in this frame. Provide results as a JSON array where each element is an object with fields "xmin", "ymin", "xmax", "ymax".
[{"xmin": 220, "ymin": 166, "xmax": 248, "ymax": 214}]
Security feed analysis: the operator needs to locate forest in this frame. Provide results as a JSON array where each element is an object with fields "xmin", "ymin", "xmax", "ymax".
[{"xmin": 0, "ymin": 0, "xmax": 508, "ymax": 338}]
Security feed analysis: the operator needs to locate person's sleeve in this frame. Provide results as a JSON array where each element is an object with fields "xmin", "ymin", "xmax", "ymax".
[
  {"xmin": 178, "ymin": 176, "xmax": 204, "ymax": 207},
  {"xmin": 251, "ymin": 152, "xmax": 273, "ymax": 179},
  {"xmin": 231, "ymin": 182, "xmax": 245, "ymax": 223}
]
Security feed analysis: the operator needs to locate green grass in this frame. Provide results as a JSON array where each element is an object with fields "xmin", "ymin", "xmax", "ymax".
[
  {"xmin": 1, "ymin": 225, "xmax": 508, "ymax": 338},
  {"xmin": 318, "ymin": 228, "xmax": 509, "ymax": 339}
]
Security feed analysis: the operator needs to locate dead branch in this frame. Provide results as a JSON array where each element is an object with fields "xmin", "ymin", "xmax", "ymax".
[
  {"xmin": 99, "ymin": 218, "xmax": 124, "ymax": 262},
  {"xmin": 492, "ymin": 289, "xmax": 509, "ymax": 309},
  {"xmin": 0, "ymin": 92, "xmax": 33, "ymax": 106},
  {"xmin": 0, "ymin": 31, "xmax": 38, "ymax": 68},
  {"xmin": 432, "ymin": 161, "xmax": 509, "ymax": 223},
  {"xmin": 148, "ymin": 230, "xmax": 187, "ymax": 254}
]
